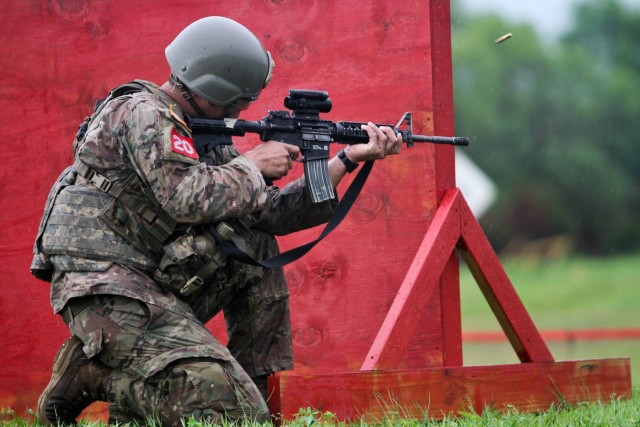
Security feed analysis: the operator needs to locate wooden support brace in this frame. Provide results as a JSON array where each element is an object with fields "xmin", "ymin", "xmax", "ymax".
[
  {"xmin": 266, "ymin": 189, "xmax": 629, "ymax": 422},
  {"xmin": 361, "ymin": 189, "xmax": 461, "ymax": 371},
  {"xmin": 362, "ymin": 189, "xmax": 553, "ymax": 372},
  {"xmin": 269, "ymin": 358, "xmax": 632, "ymax": 422},
  {"xmin": 457, "ymin": 190, "xmax": 554, "ymax": 362}
]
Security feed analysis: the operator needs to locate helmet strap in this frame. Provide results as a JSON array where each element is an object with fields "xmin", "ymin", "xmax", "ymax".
[
  {"xmin": 170, "ymin": 74, "xmax": 210, "ymax": 118},
  {"xmin": 185, "ymin": 94, "xmax": 209, "ymax": 118}
]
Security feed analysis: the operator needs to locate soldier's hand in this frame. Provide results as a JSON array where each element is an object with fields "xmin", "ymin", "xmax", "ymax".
[
  {"xmin": 244, "ymin": 141, "xmax": 300, "ymax": 180},
  {"xmin": 343, "ymin": 123, "xmax": 403, "ymax": 163}
]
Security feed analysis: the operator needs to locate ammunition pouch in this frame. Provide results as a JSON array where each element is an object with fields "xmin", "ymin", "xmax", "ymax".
[
  {"xmin": 153, "ymin": 228, "xmax": 227, "ymax": 299},
  {"xmin": 153, "ymin": 221, "xmax": 264, "ymax": 301}
]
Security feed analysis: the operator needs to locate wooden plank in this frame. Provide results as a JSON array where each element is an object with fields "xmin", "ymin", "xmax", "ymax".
[
  {"xmin": 440, "ymin": 253, "xmax": 463, "ymax": 366},
  {"xmin": 430, "ymin": 0, "xmax": 456, "ymax": 195},
  {"xmin": 269, "ymin": 358, "xmax": 632, "ymax": 422},
  {"xmin": 457, "ymin": 190, "xmax": 554, "ymax": 362},
  {"xmin": 429, "ymin": 1, "xmax": 462, "ymax": 368},
  {"xmin": 361, "ymin": 190, "xmax": 461, "ymax": 371}
]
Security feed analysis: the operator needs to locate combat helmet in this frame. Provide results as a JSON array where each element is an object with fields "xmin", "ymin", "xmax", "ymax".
[{"xmin": 166, "ymin": 16, "xmax": 274, "ymax": 106}]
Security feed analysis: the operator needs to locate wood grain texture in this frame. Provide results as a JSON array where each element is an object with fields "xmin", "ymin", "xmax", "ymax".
[{"xmin": 270, "ymin": 359, "xmax": 632, "ymax": 421}]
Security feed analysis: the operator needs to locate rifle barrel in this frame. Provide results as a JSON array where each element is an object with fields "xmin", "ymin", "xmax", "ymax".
[{"xmin": 411, "ymin": 135, "xmax": 469, "ymax": 146}]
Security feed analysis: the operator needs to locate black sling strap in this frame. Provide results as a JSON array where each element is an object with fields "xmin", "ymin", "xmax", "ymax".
[{"xmin": 210, "ymin": 160, "xmax": 375, "ymax": 268}]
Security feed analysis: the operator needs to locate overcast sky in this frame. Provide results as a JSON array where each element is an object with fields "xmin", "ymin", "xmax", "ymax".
[{"xmin": 458, "ymin": 0, "xmax": 640, "ymax": 40}]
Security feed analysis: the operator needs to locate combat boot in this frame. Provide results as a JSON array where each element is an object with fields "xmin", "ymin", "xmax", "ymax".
[{"xmin": 37, "ymin": 336, "xmax": 110, "ymax": 425}]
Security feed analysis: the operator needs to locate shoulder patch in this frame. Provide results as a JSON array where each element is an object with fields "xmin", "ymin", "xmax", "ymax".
[{"xmin": 170, "ymin": 129, "xmax": 198, "ymax": 160}]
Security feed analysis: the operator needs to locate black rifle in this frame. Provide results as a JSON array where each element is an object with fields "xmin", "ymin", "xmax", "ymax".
[{"xmin": 186, "ymin": 89, "xmax": 469, "ymax": 203}]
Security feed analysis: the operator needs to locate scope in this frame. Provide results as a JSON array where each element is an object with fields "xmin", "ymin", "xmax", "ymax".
[{"xmin": 284, "ymin": 89, "xmax": 333, "ymax": 113}]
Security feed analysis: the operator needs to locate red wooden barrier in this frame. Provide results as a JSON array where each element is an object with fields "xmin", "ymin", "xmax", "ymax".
[
  {"xmin": 0, "ymin": 0, "xmax": 631, "ymax": 422},
  {"xmin": 269, "ymin": 187, "xmax": 631, "ymax": 420},
  {"xmin": 272, "ymin": 360, "xmax": 631, "ymax": 421}
]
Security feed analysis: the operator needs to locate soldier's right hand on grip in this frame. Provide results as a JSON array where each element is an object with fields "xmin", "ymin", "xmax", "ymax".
[{"xmin": 244, "ymin": 141, "xmax": 300, "ymax": 180}]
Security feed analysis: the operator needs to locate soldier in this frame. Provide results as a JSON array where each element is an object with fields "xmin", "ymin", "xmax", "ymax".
[{"xmin": 32, "ymin": 16, "xmax": 402, "ymax": 425}]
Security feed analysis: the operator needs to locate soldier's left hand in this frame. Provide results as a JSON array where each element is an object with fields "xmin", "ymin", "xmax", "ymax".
[{"xmin": 343, "ymin": 122, "xmax": 403, "ymax": 163}]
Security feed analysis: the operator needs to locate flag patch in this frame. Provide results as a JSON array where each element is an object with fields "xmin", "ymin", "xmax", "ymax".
[{"xmin": 171, "ymin": 129, "xmax": 198, "ymax": 159}]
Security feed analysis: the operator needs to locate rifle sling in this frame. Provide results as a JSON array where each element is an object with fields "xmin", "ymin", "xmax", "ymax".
[{"xmin": 210, "ymin": 160, "xmax": 374, "ymax": 268}]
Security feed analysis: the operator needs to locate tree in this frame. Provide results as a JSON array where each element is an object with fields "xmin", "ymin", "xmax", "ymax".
[{"xmin": 451, "ymin": 0, "xmax": 640, "ymax": 255}]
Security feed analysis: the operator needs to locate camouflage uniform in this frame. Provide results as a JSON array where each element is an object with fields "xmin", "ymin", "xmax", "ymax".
[{"xmin": 32, "ymin": 81, "xmax": 336, "ymax": 425}]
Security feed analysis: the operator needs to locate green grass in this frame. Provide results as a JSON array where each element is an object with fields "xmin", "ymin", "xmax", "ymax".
[
  {"xmin": 3, "ymin": 389, "xmax": 639, "ymax": 426},
  {"xmin": 284, "ymin": 390, "xmax": 640, "ymax": 426},
  {"xmin": 459, "ymin": 252, "xmax": 640, "ymax": 386},
  {"xmin": 460, "ymin": 252, "xmax": 640, "ymax": 330}
]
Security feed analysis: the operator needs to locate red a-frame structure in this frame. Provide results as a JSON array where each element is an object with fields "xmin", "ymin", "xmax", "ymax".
[{"xmin": 269, "ymin": 186, "xmax": 631, "ymax": 420}]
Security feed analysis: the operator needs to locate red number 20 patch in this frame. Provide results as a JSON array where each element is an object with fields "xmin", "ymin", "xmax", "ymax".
[{"xmin": 171, "ymin": 129, "xmax": 198, "ymax": 160}]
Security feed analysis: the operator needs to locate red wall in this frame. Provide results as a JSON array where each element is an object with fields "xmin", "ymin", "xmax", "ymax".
[{"xmin": 0, "ymin": 0, "xmax": 454, "ymax": 415}]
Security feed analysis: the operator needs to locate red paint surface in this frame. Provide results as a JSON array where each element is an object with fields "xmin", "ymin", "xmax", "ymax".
[
  {"xmin": 0, "ymin": 0, "xmax": 447, "ymax": 416},
  {"xmin": 271, "ymin": 187, "xmax": 633, "ymax": 419}
]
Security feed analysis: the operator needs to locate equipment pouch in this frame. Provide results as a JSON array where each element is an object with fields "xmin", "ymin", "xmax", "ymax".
[
  {"xmin": 31, "ymin": 166, "xmax": 77, "ymax": 282},
  {"xmin": 153, "ymin": 229, "xmax": 227, "ymax": 299}
]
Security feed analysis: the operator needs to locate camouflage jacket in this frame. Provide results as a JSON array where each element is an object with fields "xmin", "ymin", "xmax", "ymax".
[{"xmin": 33, "ymin": 80, "xmax": 336, "ymax": 315}]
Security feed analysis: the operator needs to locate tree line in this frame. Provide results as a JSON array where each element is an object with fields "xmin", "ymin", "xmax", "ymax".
[{"xmin": 451, "ymin": 0, "xmax": 640, "ymax": 255}]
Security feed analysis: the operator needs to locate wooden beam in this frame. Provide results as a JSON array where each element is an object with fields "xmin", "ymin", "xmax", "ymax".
[
  {"xmin": 440, "ymin": 253, "xmax": 462, "ymax": 366},
  {"xmin": 269, "ymin": 358, "xmax": 632, "ymax": 422},
  {"xmin": 430, "ymin": 0, "xmax": 456, "ymax": 194},
  {"xmin": 457, "ymin": 190, "xmax": 554, "ymax": 362},
  {"xmin": 429, "ymin": 1, "xmax": 462, "ymax": 367}
]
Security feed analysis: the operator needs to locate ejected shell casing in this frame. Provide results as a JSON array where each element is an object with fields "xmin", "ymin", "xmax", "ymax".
[{"xmin": 494, "ymin": 33, "xmax": 513, "ymax": 44}]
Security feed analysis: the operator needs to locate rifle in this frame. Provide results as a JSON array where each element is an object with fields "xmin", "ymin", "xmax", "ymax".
[{"xmin": 186, "ymin": 89, "xmax": 469, "ymax": 203}]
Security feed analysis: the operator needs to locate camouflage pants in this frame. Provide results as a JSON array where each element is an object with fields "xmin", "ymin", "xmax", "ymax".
[
  {"xmin": 187, "ymin": 234, "xmax": 294, "ymax": 378},
  {"xmin": 57, "ymin": 229, "xmax": 292, "ymax": 424},
  {"xmin": 66, "ymin": 294, "xmax": 269, "ymax": 425}
]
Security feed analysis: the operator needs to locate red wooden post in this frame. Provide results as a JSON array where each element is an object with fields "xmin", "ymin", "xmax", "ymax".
[{"xmin": 430, "ymin": 0, "xmax": 463, "ymax": 369}]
